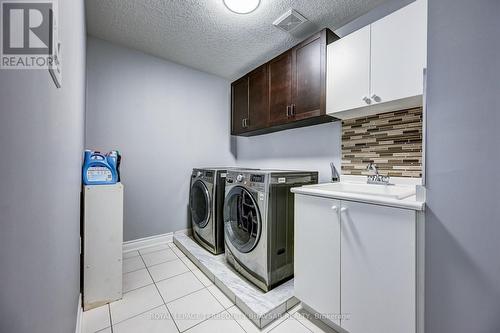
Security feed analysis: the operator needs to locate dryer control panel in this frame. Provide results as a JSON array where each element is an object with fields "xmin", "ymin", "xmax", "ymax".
[{"xmin": 192, "ymin": 169, "xmax": 215, "ymax": 182}]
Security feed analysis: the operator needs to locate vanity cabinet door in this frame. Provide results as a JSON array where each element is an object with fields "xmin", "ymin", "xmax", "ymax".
[
  {"xmin": 340, "ymin": 201, "xmax": 416, "ymax": 333},
  {"xmin": 294, "ymin": 194, "xmax": 341, "ymax": 327}
]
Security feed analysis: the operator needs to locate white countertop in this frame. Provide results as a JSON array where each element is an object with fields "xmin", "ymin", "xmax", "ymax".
[{"xmin": 291, "ymin": 179, "xmax": 425, "ymax": 211}]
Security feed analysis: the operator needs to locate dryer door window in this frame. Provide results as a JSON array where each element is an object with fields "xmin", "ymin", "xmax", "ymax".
[
  {"xmin": 224, "ymin": 186, "xmax": 261, "ymax": 253},
  {"xmin": 190, "ymin": 180, "xmax": 211, "ymax": 228}
]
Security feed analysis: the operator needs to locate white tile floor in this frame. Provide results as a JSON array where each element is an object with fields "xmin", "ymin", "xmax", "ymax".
[{"xmin": 82, "ymin": 241, "xmax": 338, "ymax": 333}]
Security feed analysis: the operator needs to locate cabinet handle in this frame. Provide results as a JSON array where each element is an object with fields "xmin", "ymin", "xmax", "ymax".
[
  {"xmin": 331, "ymin": 205, "xmax": 338, "ymax": 212},
  {"xmin": 371, "ymin": 94, "xmax": 381, "ymax": 102},
  {"xmin": 362, "ymin": 96, "xmax": 371, "ymax": 104},
  {"xmin": 286, "ymin": 105, "xmax": 291, "ymax": 117},
  {"xmin": 242, "ymin": 118, "xmax": 248, "ymax": 128},
  {"xmin": 340, "ymin": 207, "xmax": 347, "ymax": 213},
  {"xmin": 291, "ymin": 104, "xmax": 296, "ymax": 116}
]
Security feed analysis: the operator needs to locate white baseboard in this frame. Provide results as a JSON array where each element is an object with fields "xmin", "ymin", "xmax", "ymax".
[
  {"xmin": 122, "ymin": 229, "xmax": 193, "ymax": 253},
  {"xmin": 122, "ymin": 232, "xmax": 173, "ymax": 253},
  {"xmin": 174, "ymin": 228, "xmax": 192, "ymax": 236},
  {"xmin": 75, "ymin": 294, "xmax": 82, "ymax": 333}
]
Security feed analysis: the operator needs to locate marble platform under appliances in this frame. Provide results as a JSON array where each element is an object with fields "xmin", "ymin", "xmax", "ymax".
[{"xmin": 173, "ymin": 234, "xmax": 299, "ymax": 328}]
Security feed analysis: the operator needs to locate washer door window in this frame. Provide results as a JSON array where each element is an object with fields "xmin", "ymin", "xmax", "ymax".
[
  {"xmin": 190, "ymin": 180, "xmax": 211, "ymax": 228},
  {"xmin": 224, "ymin": 186, "xmax": 261, "ymax": 253}
]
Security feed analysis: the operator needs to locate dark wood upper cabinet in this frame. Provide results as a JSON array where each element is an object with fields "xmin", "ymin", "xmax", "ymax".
[
  {"xmin": 231, "ymin": 28, "xmax": 339, "ymax": 136},
  {"xmin": 248, "ymin": 65, "xmax": 269, "ymax": 130},
  {"xmin": 231, "ymin": 64, "xmax": 269, "ymax": 135},
  {"xmin": 269, "ymin": 51, "xmax": 293, "ymax": 126},
  {"xmin": 291, "ymin": 31, "xmax": 326, "ymax": 120},
  {"xmin": 231, "ymin": 76, "xmax": 249, "ymax": 135}
]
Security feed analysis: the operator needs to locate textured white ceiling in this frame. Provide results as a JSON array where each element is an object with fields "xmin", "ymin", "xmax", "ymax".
[{"xmin": 86, "ymin": 0, "xmax": 386, "ymax": 80}]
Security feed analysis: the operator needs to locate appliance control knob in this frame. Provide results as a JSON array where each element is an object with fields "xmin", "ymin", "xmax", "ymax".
[
  {"xmin": 371, "ymin": 94, "xmax": 381, "ymax": 102},
  {"xmin": 197, "ymin": 171, "xmax": 202, "ymax": 177},
  {"xmin": 236, "ymin": 174, "xmax": 245, "ymax": 182}
]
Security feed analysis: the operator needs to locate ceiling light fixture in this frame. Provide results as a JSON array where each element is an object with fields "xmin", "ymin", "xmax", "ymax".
[{"xmin": 223, "ymin": 0, "xmax": 260, "ymax": 14}]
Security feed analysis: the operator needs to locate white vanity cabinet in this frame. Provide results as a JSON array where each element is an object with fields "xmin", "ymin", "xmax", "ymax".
[
  {"xmin": 340, "ymin": 200, "xmax": 416, "ymax": 333},
  {"xmin": 294, "ymin": 195, "xmax": 342, "ymax": 326},
  {"xmin": 327, "ymin": 0, "xmax": 427, "ymax": 118},
  {"xmin": 294, "ymin": 194, "xmax": 421, "ymax": 333}
]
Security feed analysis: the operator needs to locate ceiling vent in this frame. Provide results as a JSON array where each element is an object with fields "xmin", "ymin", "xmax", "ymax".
[{"xmin": 273, "ymin": 9, "xmax": 308, "ymax": 32}]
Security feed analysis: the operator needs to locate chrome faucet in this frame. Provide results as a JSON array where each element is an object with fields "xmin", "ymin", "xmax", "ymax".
[
  {"xmin": 330, "ymin": 162, "xmax": 340, "ymax": 182},
  {"xmin": 366, "ymin": 162, "xmax": 379, "ymax": 175},
  {"xmin": 366, "ymin": 163, "xmax": 391, "ymax": 185}
]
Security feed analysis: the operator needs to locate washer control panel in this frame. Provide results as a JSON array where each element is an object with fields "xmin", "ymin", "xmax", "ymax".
[
  {"xmin": 250, "ymin": 174, "xmax": 265, "ymax": 183},
  {"xmin": 226, "ymin": 171, "xmax": 267, "ymax": 192}
]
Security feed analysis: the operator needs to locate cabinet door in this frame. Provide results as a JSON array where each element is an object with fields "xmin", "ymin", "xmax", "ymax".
[
  {"xmin": 340, "ymin": 201, "xmax": 416, "ymax": 333},
  {"xmin": 231, "ymin": 77, "xmax": 249, "ymax": 135},
  {"xmin": 248, "ymin": 65, "xmax": 269, "ymax": 130},
  {"xmin": 370, "ymin": 0, "xmax": 427, "ymax": 104},
  {"xmin": 291, "ymin": 31, "xmax": 325, "ymax": 120},
  {"xmin": 268, "ymin": 50, "xmax": 292, "ymax": 125},
  {"xmin": 327, "ymin": 25, "xmax": 371, "ymax": 114},
  {"xmin": 294, "ymin": 195, "xmax": 341, "ymax": 327}
]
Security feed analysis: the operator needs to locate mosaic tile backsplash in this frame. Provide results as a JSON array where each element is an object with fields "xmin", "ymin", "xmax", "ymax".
[{"xmin": 342, "ymin": 107, "xmax": 423, "ymax": 178}]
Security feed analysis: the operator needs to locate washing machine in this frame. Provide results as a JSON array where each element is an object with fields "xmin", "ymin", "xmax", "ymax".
[
  {"xmin": 189, "ymin": 168, "xmax": 228, "ymax": 254},
  {"xmin": 223, "ymin": 169, "xmax": 318, "ymax": 291}
]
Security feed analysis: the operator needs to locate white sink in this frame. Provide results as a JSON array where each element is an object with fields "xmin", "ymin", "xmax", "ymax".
[{"xmin": 307, "ymin": 182, "xmax": 416, "ymax": 200}]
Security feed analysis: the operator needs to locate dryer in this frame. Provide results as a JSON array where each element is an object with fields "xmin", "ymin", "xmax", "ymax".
[
  {"xmin": 189, "ymin": 168, "xmax": 227, "ymax": 254},
  {"xmin": 223, "ymin": 169, "xmax": 318, "ymax": 291}
]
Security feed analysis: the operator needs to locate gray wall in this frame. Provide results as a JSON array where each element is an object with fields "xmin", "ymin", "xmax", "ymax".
[
  {"xmin": 425, "ymin": 0, "xmax": 500, "ymax": 332},
  {"xmin": 0, "ymin": 1, "xmax": 86, "ymax": 333},
  {"xmin": 85, "ymin": 38, "xmax": 236, "ymax": 241},
  {"xmin": 334, "ymin": 0, "xmax": 414, "ymax": 37},
  {"xmin": 235, "ymin": 123, "xmax": 341, "ymax": 183}
]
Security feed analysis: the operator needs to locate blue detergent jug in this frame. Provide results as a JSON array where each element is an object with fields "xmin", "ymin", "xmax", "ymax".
[{"xmin": 82, "ymin": 150, "xmax": 118, "ymax": 185}]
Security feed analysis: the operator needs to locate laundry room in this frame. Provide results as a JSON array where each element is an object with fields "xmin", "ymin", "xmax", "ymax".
[{"xmin": 1, "ymin": 1, "xmax": 499, "ymax": 333}]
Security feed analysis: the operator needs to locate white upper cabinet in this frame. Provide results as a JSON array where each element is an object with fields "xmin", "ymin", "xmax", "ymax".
[
  {"xmin": 327, "ymin": 0, "xmax": 427, "ymax": 119},
  {"xmin": 327, "ymin": 25, "xmax": 371, "ymax": 114},
  {"xmin": 294, "ymin": 194, "xmax": 341, "ymax": 326},
  {"xmin": 370, "ymin": 0, "xmax": 427, "ymax": 104}
]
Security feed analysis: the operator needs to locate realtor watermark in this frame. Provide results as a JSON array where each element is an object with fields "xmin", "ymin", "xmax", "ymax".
[{"xmin": 1, "ymin": 0, "xmax": 56, "ymax": 69}]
